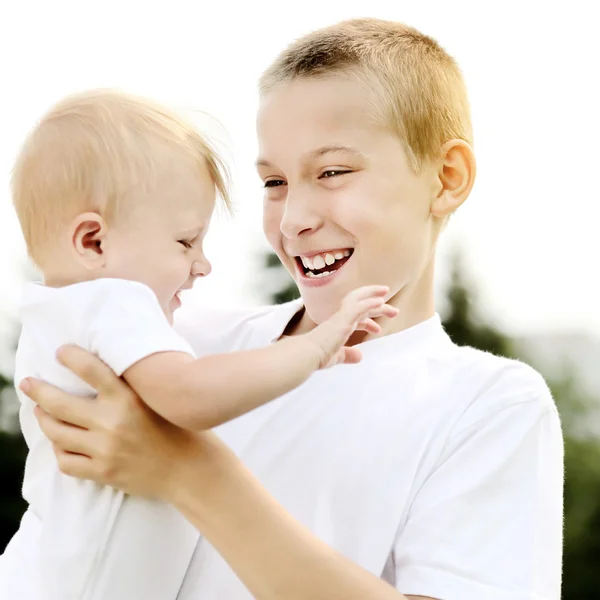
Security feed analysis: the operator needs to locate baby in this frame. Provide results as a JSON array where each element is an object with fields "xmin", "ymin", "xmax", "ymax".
[{"xmin": 1, "ymin": 90, "xmax": 397, "ymax": 600}]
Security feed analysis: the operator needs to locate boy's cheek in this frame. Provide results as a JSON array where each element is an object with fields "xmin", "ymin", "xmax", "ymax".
[{"xmin": 262, "ymin": 211, "xmax": 284, "ymax": 243}]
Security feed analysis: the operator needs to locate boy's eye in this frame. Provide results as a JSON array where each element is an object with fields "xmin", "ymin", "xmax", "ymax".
[
  {"xmin": 264, "ymin": 179, "xmax": 286, "ymax": 188},
  {"xmin": 178, "ymin": 240, "xmax": 193, "ymax": 249},
  {"xmin": 319, "ymin": 169, "xmax": 352, "ymax": 179}
]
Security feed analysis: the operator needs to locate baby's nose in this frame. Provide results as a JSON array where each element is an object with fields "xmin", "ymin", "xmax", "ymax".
[{"xmin": 192, "ymin": 258, "xmax": 211, "ymax": 277}]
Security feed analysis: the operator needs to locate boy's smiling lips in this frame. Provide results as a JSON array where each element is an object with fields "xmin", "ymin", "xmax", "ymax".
[{"xmin": 291, "ymin": 247, "xmax": 355, "ymax": 288}]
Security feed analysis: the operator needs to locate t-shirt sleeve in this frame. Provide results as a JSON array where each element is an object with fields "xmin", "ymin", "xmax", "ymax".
[
  {"xmin": 394, "ymin": 364, "xmax": 564, "ymax": 600},
  {"xmin": 83, "ymin": 279, "xmax": 194, "ymax": 375}
]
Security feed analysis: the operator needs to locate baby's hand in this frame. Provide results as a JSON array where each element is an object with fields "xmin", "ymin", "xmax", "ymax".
[{"xmin": 306, "ymin": 285, "xmax": 399, "ymax": 369}]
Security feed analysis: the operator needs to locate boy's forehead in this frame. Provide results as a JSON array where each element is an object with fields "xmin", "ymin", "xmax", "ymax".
[
  {"xmin": 256, "ymin": 77, "xmax": 382, "ymax": 165},
  {"xmin": 259, "ymin": 80, "xmax": 369, "ymax": 127}
]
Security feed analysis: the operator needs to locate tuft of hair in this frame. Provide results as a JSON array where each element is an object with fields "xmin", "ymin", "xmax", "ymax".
[
  {"xmin": 11, "ymin": 89, "xmax": 231, "ymax": 267},
  {"xmin": 259, "ymin": 18, "xmax": 472, "ymax": 171}
]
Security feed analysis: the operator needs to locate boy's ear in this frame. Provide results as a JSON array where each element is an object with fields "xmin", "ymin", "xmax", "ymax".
[
  {"xmin": 70, "ymin": 212, "xmax": 108, "ymax": 269},
  {"xmin": 431, "ymin": 139, "xmax": 476, "ymax": 218}
]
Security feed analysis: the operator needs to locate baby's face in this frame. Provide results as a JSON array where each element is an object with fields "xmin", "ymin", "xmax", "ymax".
[{"xmin": 104, "ymin": 161, "xmax": 215, "ymax": 323}]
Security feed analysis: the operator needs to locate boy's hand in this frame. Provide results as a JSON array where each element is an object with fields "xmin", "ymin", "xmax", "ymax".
[
  {"xmin": 22, "ymin": 345, "xmax": 201, "ymax": 500},
  {"xmin": 306, "ymin": 285, "xmax": 399, "ymax": 369}
]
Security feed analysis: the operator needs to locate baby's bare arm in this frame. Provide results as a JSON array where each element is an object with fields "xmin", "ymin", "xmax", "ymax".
[
  {"xmin": 122, "ymin": 336, "xmax": 321, "ymax": 430},
  {"xmin": 124, "ymin": 285, "xmax": 397, "ymax": 430}
]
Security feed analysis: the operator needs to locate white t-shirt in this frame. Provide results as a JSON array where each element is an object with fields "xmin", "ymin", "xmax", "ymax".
[
  {"xmin": 0, "ymin": 279, "xmax": 199, "ymax": 600},
  {"xmin": 173, "ymin": 300, "xmax": 564, "ymax": 600}
]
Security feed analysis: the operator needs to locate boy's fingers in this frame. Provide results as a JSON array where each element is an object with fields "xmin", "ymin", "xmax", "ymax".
[
  {"xmin": 53, "ymin": 449, "xmax": 96, "ymax": 481},
  {"xmin": 56, "ymin": 345, "xmax": 123, "ymax": 396},
  {"xmin": 22, "ymin": 378, "xmax": 95, "ymax": 429},
  {"xmin": 35, "ymin": 406, "xmax": 93, "ymax": 454}
]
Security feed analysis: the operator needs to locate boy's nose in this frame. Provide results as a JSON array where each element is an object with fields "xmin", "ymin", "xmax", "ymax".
[{"xmin": 280, "ymin": 194, "xmax": 323, "ymax": 239}]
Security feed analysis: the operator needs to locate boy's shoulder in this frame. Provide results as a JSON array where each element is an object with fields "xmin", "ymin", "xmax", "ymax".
[
  {"xmin": 367, "ymin": 333, "xmax": 556, "ymax": 433},
  {"xmin": 428, "ymin": 343, "xmax": 556, "ymax": 428},
  {"xmin": 450, "ymin": 343, "xmax": 550, "ymax": 394}
]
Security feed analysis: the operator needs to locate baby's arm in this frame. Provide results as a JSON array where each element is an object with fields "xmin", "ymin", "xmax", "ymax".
[{"xmin": 123, "ymin": 285, "xmax": 397, "ymax": 430}]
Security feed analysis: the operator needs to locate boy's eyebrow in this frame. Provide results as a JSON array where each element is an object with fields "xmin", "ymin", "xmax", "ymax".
[
  {"xmin": 309, "ymin": 145, "xmax": 365, "ymax": 159},
  {"xmin": 255, "ymin": 145, "xmax": 365, "ymax": 169},
  {"xmin": 255, "ymin": 157, "xmax": 274, "ymax": 169}
]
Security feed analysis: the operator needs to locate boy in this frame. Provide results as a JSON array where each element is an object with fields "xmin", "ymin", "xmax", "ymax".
[
  {"xmin": 19, "ymin": 19, "xmax": 564, "ymax": 600},
  {"xmin": 0, "ymin": 90, "xmax": 397, "ymax": 600}
]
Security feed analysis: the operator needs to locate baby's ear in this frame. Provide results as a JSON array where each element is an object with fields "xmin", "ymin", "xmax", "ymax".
[{"xmin": 71, "ymin": 212, "xmax": 108, "ymax": 269}]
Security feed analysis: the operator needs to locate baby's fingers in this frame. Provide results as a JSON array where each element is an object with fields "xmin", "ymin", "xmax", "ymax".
[
  {"xmin": 351, "ymin": 302, "xmax": 398, "ymax": 332},
  {"xmin": 325, "ymin": 346, "xmax": 363, "ymax": 369},
  {"xmin": 349, "ymin": 297, "xmax": 385, "ymax": 320},
  {"xmin": 341, "ymin": 347, "xmax": 362, "ymax": 364},
  {"xmin": 355, "ymin": 318, "xmax": 382, "ymax": 334},
  {"xmin": 344, "ymin": 285, "xmax": 389, "ymax": 304},
  {"xmin": 353, "ymin": 299, "xmax": 398, "ymax": 321},
  {"xmin": 376, "ymin": 304, "xmax": 399, "ymax": 319}
]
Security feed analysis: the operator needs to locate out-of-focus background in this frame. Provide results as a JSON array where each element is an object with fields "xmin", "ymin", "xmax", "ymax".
[{"xmin": 1, "ymin": 1, "xmax": 598, "ymax": 597}]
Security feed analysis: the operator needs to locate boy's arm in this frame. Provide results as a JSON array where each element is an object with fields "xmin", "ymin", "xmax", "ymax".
[
  {"xmin": 170, "ymin": 432, "xmax": 415, "ymax": 600},
  {"xmin": 164, "ymin": 365, "xmax": 561, "ymax": 600}
]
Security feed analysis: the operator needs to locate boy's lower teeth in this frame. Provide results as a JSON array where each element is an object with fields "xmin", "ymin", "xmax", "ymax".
[{"xmin": 306, "ymin": 270, "xmax": 334, "ymax": 278}]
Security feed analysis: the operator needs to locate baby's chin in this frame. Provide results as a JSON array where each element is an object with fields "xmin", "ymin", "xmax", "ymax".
[{"xmin": 164, "ymin": 304, "xmax": 178, "ymax": 325}]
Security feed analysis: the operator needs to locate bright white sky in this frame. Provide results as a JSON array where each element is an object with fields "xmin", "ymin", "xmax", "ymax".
[{"xmin": 0, "ymin": 0, "xmax": 598, "ymax": 341}]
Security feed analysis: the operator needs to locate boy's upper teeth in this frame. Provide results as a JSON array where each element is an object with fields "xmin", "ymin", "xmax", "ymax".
[
  {"xmin": 313, "ymin": 255, "xmax": 325, "ymax": 270},
  {"xmin": 300, "ymin": 250, "xmax": 351, "ymax": 271}
]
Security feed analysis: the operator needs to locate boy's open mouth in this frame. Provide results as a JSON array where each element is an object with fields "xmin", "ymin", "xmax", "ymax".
[{"xmin": 296, "ymin": 249, "xmax": 354, "ymax": 279}]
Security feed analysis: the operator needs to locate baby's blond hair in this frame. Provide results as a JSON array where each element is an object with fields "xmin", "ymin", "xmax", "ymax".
[
  {"xmin": 12, "ymin": 90, "xmax": 230, "ymax": 268},
  {"xmin": 260, "ymin": 18, "xmax": 472, "ymax": 172}
]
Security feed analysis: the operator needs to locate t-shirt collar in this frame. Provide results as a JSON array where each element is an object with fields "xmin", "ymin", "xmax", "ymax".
[{"xmin": 259, "ymin": 299, "xmax": 451, "ymax": 358}]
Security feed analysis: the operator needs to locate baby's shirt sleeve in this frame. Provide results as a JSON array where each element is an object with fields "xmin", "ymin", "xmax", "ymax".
[{"xmin": 84, "ymin": 278, "xmax": 195, "ymax": 374}]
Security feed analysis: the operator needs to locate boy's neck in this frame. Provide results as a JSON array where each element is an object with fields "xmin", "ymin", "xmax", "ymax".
[{"xmin": 284, "ymin": 262, "xmax": 437, "ymax": 345}]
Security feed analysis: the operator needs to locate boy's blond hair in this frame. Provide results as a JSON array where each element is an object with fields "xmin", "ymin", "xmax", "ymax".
[
  {"xmin": 12, "ymin": 90, "xmax": 230, "ymax": 268},
  {"xmin": 259, "ymin": 18, "xmax": 472, "ymax": 172}
]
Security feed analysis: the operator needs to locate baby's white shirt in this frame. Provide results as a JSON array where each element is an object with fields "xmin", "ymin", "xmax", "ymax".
[{"xmin": 0, "ymin": 279, "xmax": 199, "ymax": 600}]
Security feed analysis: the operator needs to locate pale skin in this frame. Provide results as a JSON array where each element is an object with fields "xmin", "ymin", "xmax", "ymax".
[
  {"xmin": 23, "ymin": 75, "xmax": 476, "ymax": 600},
  {"xmin": 25, "ymin": 351, "xmax": 433, "ymax": 600},
  {"xmin": 125, "ymin": 284, "xmax": 399, "ymax": 430},
  {"xmin": 42, "ymin": 150, "xmax": 399, "ymax": 431}
]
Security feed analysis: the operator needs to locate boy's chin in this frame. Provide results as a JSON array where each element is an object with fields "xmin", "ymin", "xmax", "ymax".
[{"xmin": 301, "ymin": 296, "xmax": 343, "ymax": 327}]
